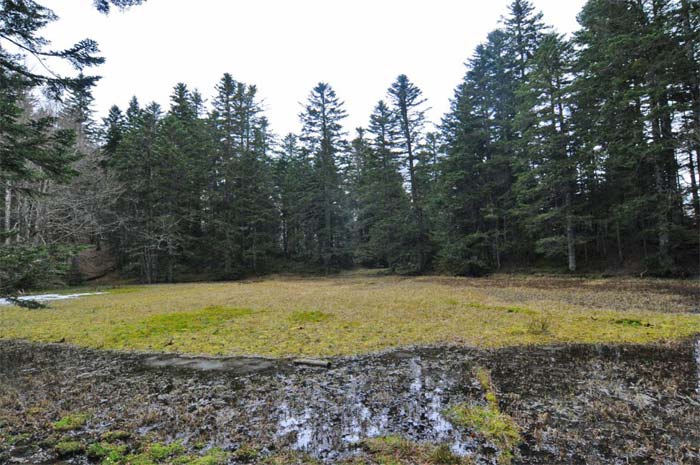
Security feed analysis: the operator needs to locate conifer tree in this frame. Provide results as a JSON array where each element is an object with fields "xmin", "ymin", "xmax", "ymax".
[
  {"xmin": 274, "ymin": 133, "xmax": 316, "ymax": 263},
  {"xmin": 299, "ymin": 82, "xmax": 351, "ymax": 271},
  {"xmin": 387, "ymin": 74, "xmax": 431, "ymax": 272},
  {"xmin": 514, "ymin": 33, "xmax": 579, "ymax": 271},
  {"xmin": 353, "ymin": 101, "xmax": 411, "ymax": 269},
  {"xmin": 574, "ymin": 0, "xmax": 688, "ymax": 273}
]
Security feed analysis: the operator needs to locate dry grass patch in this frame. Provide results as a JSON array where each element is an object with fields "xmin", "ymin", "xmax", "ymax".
[{"xmin": 1, "ymin": 272, "xmax": 699, "ymax": 357}]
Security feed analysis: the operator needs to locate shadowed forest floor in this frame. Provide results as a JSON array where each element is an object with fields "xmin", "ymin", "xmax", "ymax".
[{"xmin": 1, "ymin": 271, "xmax": 699, "ymax": 357}]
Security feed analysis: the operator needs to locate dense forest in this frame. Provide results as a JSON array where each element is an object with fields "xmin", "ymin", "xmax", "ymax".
[{"xmin": 1, "ymin": 0, "xmax": 700, "ymax": 291}]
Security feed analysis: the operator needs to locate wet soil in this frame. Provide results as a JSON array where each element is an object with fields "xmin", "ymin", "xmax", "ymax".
[{"xmin": 1, "ymin": 340, "xmax": 699, "ymax": 464}]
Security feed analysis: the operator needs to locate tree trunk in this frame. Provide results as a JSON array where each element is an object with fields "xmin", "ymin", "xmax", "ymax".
[
  {"xmin": 566, "ymin": 191, "xmax": 576, "ymax": 272},
  {"xmin": 689, "ymin": 151, "xmax": 700, "ymax": 219},
  {"xmin": 4, "ymin": 184, "xmax": 11, "ymax": 245},
  {"xmin": 653, "ymin": 158, "xmax": 672, "ymax": 268},
  {"xmin": 615, "ymin": 219, "xmax": 624, "ymax": 265},
  {"xmin": 681, "ymin": 0, "xmax": 700, "ymax": 204}
]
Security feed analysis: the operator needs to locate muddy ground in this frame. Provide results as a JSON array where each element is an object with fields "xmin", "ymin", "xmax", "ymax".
[{"xmin": 1, "ymin": 339, "xmax": 699, "ymax": 464}]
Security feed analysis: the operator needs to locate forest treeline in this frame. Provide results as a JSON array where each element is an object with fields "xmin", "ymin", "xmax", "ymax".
[{"xmin": 1, "ymin": 0, "xmax": 699, "ymax": 290}]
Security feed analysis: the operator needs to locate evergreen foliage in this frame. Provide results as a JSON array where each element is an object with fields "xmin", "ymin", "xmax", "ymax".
[{"xmin": 3, "ymin": 0, "xmax": 700, "ymax": 289}]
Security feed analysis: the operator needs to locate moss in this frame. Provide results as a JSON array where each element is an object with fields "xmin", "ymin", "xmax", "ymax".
[
  {"xmin": 106, "ymin": 306, "xmax": 254, "ymax": 349},
  {"xmin": 188, "ymin": 448, "xmax": 230, "ymax": 465},
  {"xmin": 52, "ymin": 413, "xmax": 89, "ymax": 431},
  {"xmin": 87, "ymin": 441, "xmax": 128, "ymax": 462},
  {"xmin": 55, "ymin": 440, "xmax": 84, "ymax": 456},
  {"xmin": 3, "ymin": 432, "xmax": 31, "ymax": 446},
  {"xmin": 429, "ymin": 444, "xmax": 463, "ymax": 465},
  {"xmin": 120, "ymin": 306, "xmax": 254, "ymax": 339},
  {"xmin": 107, "ymin": 287, "xmax": 142, "ymax": 295},
  {"xmin": 363, "ymin": 435, "xmax": 417, "ymax": 458},
  {"xmin": 233, "ymin": 443, "xmax": 260, "ymax": 462},
  {"xmin": 101, "ymin": 430, "xmax": 131, "ymax": 442},
  {"xmin": 290, "ymin": 310, "xmax": 331, "ymax": 323},
  {"xmin": 447, "ymin": 405, "xmax": 520, "ymax": 456},
  {"xmin": 356, "ymin": 437, "xmax": 472, "ymax": 465},
  {"xmin": 614, "ymin": 318, "xmax": 651, "ymax": 328},
  {"xmin": 446, "ymin": 368, "xmax": 520, "ymax": 464},
  {"xmin": 145, "ymin": 441, "xmax": 186, "ymax": 461}
]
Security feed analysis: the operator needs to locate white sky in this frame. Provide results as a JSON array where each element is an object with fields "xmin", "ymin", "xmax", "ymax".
[{"xmin": 39, "ymin": 0, "xmax": 587, "ymax": 137}]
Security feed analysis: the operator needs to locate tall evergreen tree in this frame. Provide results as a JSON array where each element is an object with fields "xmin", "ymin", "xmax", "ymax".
[
  {"xmin": 387, "ymin": 74, "xmax": 431, "ymax": 272},
  {"xmin": 573, "ymin": 0, "xmax": 690, "ymax": 273},
  {"xmin": 434, "ymin": 80, "xmax": 494, "ymax": 275},
  {"xmin": 361, "ymin": 101, "xmax": 411, "ymax": 269},
  {"xmin": 299, "ymin": 82, "xmax": 351, "ymax": 271},
  {"xmin": 514, "ymin": 33, "xmax": 579, "ymax": 271},
  {"xmin": 208, "ymin": 74, "xmax": 277, "ymax": 277},
  {"xmin": 273, "ymin": 133, "xmax": 316, "ymax": 263}
]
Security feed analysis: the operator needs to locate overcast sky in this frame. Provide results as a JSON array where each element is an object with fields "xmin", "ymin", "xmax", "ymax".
[{"xmin": 40, "ymin": 0, "xmax": 587, "ymax": 137}]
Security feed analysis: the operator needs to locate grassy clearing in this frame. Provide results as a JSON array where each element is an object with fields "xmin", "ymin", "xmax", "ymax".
[{"xmin": 1, "ymin": 272, "xmax": 699, "ymax": 357}]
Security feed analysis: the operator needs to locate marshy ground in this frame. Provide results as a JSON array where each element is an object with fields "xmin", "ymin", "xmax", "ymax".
[
  {"xmin": 1, "ymin": 272, "xmax": 699, "ymax": 357},
  {"xmin": 1, "ymin": 272, "xmax": 699, "ymax": 464}
]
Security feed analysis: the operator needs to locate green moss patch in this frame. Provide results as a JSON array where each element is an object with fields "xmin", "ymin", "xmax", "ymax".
[
  {"xmin": 613, "ymin": 318, "xmax": 651, "ymax": 328},
  {"xmin": 53, "ymin": 413, "xmax": 89, "ymax": 431},
  {"xmin": 101, "ymin": 430, "xmax": 131, "ymax": 442},
  {"xmin": 290, "ymin": 310, "xmax": 331, "ymax": 324},
  {"xmin": 446, "ymin": 368, "xmax": 520, "ymax": 464},
  {"xmin": 139, "ymin": 306, "xmax": 254, "ymax": 337},
  {"xmin": 55, "ymin": 440, "xmax": 84, "ymax": 456},
  {"xmin": 106, "ymin": 306, "xmax": 254, "ymax": 348},
  {"xmin": 87, "ymin": 442, "xmax": 128, "ymax": 462},
  {"xmin": 85, "ymin": 440, "xmax": 229, "ymax": 465}
]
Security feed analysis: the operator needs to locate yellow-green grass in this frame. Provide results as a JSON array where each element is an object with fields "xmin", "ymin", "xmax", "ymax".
[{"xmin": 1, "ymin": 272, "xmax": 698, "ymax": 357}]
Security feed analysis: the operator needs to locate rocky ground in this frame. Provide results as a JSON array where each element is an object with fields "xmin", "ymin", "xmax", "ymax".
[{"xmin": 1, "ymin": 339, "xmax": 699, "ymax": 464}]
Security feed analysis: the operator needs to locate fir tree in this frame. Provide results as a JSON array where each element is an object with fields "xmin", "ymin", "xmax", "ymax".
[
  {"xmin": 387, "ymin": 74, "xmax": 431, "ymax": 272},
  {"xmin": 514, "ymin": 33, "xmax": 579, "ymax": 271},
  {"xmin": 299, "ymin": 82, "xmax": 351, "ymax": 271}
]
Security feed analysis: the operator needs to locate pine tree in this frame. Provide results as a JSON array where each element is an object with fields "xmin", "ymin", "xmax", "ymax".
[
  {"xmin": 208, "ymin": 73, "xmax": 277, "ymax": 277},
  {"xmin": 352, "ymin": 101, "xmax": 411, "ymax": 269},
  {"xmin": 274, "ymin": 133, "xmax": 317, "ymax": 263},
  {"xmin": 101, "ymin": 105, "xmax": 124, "ymax": 158},
  {"xmin": 514, "ymin": 33, "xmax": 579, "ymax": 271},
  {"xmin": 387, "ymin": 74, "xmax": 431, "ymax": 272},
  {"xmin": 434, "ymin": 80, "xmax": 493, "ymax": 275},
  {"xmin": 299, "ymin": 82, "xmax": 351, "ymax": 271},
  {"xmin": 503, "ymin": 0, "xmax": 547, "ymax": 81},
  {"xmin": 155, "ymin": 83, "xmax": 212, "ymax": 274},
  {"xmin": 573, "ymin": 0, "xmax": 690, "ymax": 273},
  {"xmin": 677, "ymin": 0, "xmax": 700, "ymax": 219},
  {"xmin": 208, "ymin": 73, "xmax": 242, "ymax": 277}
]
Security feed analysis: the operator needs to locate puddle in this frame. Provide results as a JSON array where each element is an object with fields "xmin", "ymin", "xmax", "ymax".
[
  {"xmin": 0, "ymin": 292, "xmax": 105, "ymax": 306},
  {"xmin": 266, "ymin": 355, "xmax": 474, "ymax": 460}
]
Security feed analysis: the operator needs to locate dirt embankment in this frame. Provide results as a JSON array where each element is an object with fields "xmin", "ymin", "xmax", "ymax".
[{"xmin": 1, "ymin": 340, "xmax": 699, "ymax": 464}]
